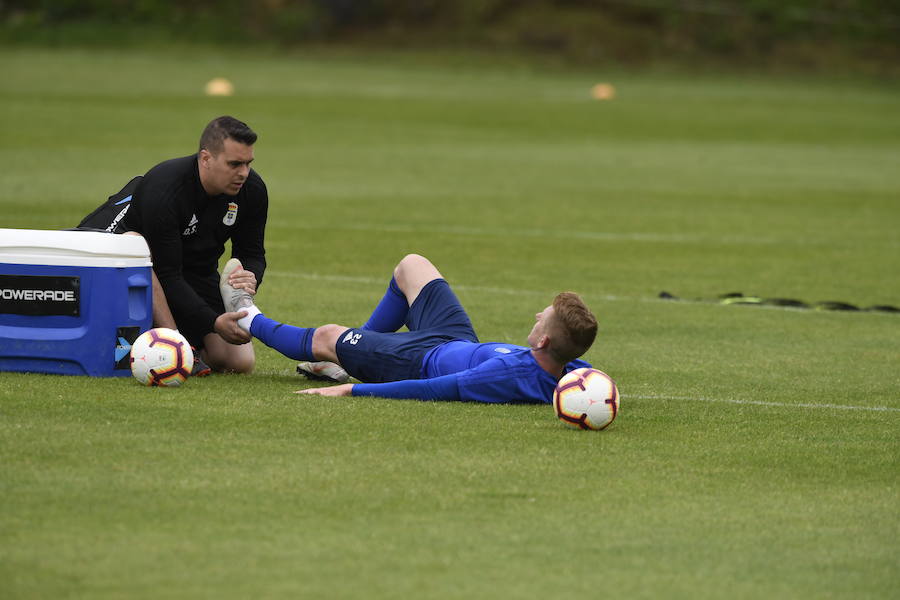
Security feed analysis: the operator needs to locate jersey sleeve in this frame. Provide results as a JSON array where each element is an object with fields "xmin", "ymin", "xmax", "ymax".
[
  {"xmin": 351, "ymin": 356, "xmax": 550, "ymax": 404},
  {"xmin": 352, "ymin": 374, "xmax": 461, "ymax": 401},
  {"xmin": 230, "ymin": 174, "xmax": 268, "ymax": 288}
]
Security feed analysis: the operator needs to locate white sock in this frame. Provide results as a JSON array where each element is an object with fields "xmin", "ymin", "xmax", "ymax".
[{"xmin": 237, "ymin": 305, "xmax": 261, "ymax": 333}]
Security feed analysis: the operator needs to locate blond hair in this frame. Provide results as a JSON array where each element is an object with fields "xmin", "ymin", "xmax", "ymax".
[{"xmin": 546, "ymin": 292, "xmax": 597, "ymax": 363}]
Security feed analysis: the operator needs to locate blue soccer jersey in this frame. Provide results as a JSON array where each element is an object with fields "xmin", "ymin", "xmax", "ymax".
[{"xmin": 351, "ymin": 340, "xmax": 591, "ymax": 404}]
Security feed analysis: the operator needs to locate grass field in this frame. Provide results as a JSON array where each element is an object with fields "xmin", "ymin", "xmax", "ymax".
[{"xmin": 1, "ymin": 47, "xmax": 899, "ymax": 599}]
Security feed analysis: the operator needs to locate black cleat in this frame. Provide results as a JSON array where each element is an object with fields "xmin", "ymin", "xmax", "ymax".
[{"xmin": 191, "ymin": 348, "xmax": 212, "ymax": 377}]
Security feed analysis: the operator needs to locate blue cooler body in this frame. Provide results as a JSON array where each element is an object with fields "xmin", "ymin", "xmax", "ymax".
[{"xmin": 0, "ymin": 228, "xmax": 153, "ymax": 377}]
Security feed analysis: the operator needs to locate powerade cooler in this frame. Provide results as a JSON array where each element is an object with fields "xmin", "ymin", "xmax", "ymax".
[{"xmin": 0, "ymin": 228, "xmax": 152, "ymax": 377}]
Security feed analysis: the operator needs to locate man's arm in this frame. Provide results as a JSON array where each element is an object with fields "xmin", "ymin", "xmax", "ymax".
[
  {"xmin": 295, "ymin": 353, "xmax": 556, "ymax": 404},
  {"xmin": 139, "ymin": 195, "xmax": 221, "ymax": 336},
  {"xmin": 296, "ymin": 370, "xmax": 535, "ymax": 404},
  {"xmin": 295, "ymin": 374, "xmax": 461, "ymax": 401}
]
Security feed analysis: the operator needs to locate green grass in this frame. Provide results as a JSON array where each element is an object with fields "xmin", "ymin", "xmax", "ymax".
[{"xmin": 1, "ymin": 46, "xmax": 899, "ymax": 599}]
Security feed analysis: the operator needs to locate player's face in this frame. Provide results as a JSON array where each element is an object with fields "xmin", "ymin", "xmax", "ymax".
[
  {"xmin": 199, "ymin": 138, "xmax": 254, "ymax": 196},
  {"xmin": 528, "ymin": 305, "xmax": 554, "ymax": 349}
]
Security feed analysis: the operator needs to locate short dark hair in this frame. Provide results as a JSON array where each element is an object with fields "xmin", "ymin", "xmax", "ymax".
[
  {"xmin": 547, "ymin": 292, "xmax": 598, "ymax": 363},
  {"xmin": 199, "ymin": 116, "xmax": 257, "ymax": 154}
]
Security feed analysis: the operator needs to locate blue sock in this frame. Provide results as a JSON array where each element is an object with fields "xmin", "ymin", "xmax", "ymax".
[
  {"xmin": 361, "ymin": 276, "xmax": 409, "ymax": 332},
  {"xmin": 249, "ymin": 314, "xmax": 315, "ymax": 361}
]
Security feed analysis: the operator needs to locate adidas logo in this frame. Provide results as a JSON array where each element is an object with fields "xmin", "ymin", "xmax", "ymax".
[{"xmin": 183, "ymin": 214, "xmax": 199, "ymax": 236}]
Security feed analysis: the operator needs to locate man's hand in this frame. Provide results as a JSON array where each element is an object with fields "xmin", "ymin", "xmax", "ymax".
[
  {"xmin": 294, "ymin": 384, "xmax": 354, "ymax": 397},
  {"xmin": 227, "ymin": 265, "xmax": 257, "ymax": 295},
  {"xmin": 215, "ymin": 311, "xmax": 252, "ymax": 344}
]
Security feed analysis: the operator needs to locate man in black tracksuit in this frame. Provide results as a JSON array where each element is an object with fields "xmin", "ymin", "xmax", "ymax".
[{"xmin": 78, "ymin": 116, "xmax": 267, "ymax": 374}]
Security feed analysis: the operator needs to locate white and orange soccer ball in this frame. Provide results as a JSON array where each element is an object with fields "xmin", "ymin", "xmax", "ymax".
[
  {"xmin": 553, "ymin": 367, "xmax": 619, "ymax": 430},
  {"xmin": 130, "ymin": 328, "xmax": 194, "ymax": 387}
]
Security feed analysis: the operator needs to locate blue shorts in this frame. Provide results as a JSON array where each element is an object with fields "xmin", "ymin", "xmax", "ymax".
[{"xmin": 335, "ymin": 279, "xmax": 478, "ymax": 383}]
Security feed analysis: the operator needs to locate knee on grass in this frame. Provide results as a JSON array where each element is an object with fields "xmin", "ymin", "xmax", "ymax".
[{"xmin": 202, "ymin": 340, "xmax": 256, "ymax": 374}]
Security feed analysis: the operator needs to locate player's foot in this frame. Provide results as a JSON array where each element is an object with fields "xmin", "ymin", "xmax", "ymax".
[
  {"xmin": 220, "ymin": 258, "xmax": 255, "ymax": 313},
  {"xmin": 296, "ymin": 361, "xmax": 350, "ymax": 383},
  {"xmin": 191, "ymin": 348, "xmax": 212, "ymax": 377}
]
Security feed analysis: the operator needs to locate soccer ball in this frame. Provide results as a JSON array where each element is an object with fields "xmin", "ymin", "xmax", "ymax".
[
  {"xmin": 130, "ymin": 328, "xmax": 194, "ymax": 387},
  {"xmin": 553, "ymin": 368, "xmax": 619, "ymax": 430}
]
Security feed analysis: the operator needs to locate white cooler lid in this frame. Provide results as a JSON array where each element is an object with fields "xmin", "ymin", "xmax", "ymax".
[{"xmin": 0, "ymin": 228, "xmax": 152, "ymax": 267}]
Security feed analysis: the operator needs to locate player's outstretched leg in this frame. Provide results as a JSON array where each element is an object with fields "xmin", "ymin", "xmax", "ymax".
[{"xmin": 220, "ymin": 259, "xmax": 316, "ymax": 362}]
